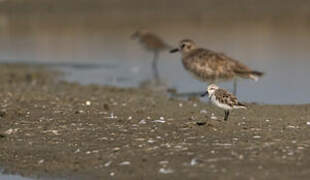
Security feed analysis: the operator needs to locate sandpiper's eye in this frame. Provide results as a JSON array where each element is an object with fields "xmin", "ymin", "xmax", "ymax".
[{"xmin": 181, "ymin": 44, "xmax": 185, "ymax": 49}]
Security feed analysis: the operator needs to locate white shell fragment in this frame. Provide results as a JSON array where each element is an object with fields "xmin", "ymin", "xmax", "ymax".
[
  {"xmin": 85, "ymin": 101, "xmax": 91, "ymax": 106},
  {"xmin": 104, "ymin": 161, "xmax": 112, "ymax": 167},
  {"xmin": 4, "ymin": 128, "xmax": 18, "ymax": 135},
  {"xmin": 159, "ymin": 168, "xmax": 174, "ymax": 174},
  {"xmin": 119, "ymin": 161, "xmax": 131, "ymax": 166},
  {"xmin": 153, "ymin": 120, "xmax": 166, "ymax": 123}
]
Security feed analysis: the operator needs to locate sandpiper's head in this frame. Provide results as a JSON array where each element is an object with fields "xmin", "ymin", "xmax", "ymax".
[
  {"xmin": 131, "ymin": 29, "xmax": 148, "ymax": 39},
  {"xmin": 170, "ymin": 39, "xmax": 197, "ymax": 54},
  {"xmin": 201, "ymin": 84, "xmax": 219, "ymax": 97}
]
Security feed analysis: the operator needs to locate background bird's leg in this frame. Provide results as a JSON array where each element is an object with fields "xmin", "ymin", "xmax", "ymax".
[
  {"xmin": 233, "ymin": 78, "xmax": 237, "ymax": 95},
  {"xmin": 224, "ymin": 110, "xmax": 230, "ymax": 121},
  {"xmin": 152, "ymin": 51, "xmax": 160, "ymax": 82}
]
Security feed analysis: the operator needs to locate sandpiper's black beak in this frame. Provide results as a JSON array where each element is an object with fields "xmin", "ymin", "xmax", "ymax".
[
  {"xmin": 201, "ymin": 91, "xmax": 208, "ymax": 97},
  {"xmin": 170, "ymin": 48, "xmax": 179, "ymax": 53}
]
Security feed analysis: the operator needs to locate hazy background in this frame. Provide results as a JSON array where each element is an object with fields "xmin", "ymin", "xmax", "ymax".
[{"xmin": 0, "ymin": 0, "xmax": 310, "ymax": 104}]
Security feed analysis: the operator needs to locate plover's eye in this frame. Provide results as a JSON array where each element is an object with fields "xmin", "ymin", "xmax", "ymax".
[{"xmin": 181, "ymin": 44, "xmax": 185, "ymax": 49}]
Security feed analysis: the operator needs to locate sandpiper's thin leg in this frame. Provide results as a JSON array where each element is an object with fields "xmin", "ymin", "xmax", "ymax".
[
  {"xmin": 224, "ymin": 110, "xmax": 230, "ymax": 121},
  {"xmin": 233, "ymin": 79, "xmax": 237, "ymax": 95},
  {"xmin": 152, "ymin": 51, "xmax": 160, "ymax": 82}
]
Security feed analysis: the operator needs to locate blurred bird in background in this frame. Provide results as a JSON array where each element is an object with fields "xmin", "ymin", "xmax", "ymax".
[{"xmin": 131, "ymin": 29, "xmax": 171, "ymax": 83}]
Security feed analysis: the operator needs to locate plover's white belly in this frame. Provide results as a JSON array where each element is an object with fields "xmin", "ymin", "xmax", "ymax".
[{"xmin": 210, "ymin": 95, "xmax": 232, "ymax": 110}]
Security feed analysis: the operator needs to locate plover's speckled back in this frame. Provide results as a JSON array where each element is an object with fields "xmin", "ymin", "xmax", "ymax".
[
  {"xmin": 132, "ymin": 29, "xmax": 171, "ymax": 81},
  {"xmin": 201, "ymin": 84, "xmax": 246, "ymax": 121},
  {"xmin": 170, "ymin": 39, "xmax": 264, "ymax": 95}
]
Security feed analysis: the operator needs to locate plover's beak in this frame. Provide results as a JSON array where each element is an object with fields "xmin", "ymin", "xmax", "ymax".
[
  {"xmin": 170, "ymin": 48, "xmax": 179, "ymax": 53},
  {"xmin": 201, "ymin": 91, "xmax": 208, "ymax": 97}
]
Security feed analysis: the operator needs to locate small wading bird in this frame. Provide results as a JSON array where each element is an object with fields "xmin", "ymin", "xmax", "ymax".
[
  {"xmin": 201, "ymin": 84, "xmax": 246, "ymax": 121},
  {"xmin": 131, "ymin": 29, "xmax": 171, "ymax": 82},
  {"xmin": 170, "ymin": 39, "xmax": 264, "ymax": 95}
]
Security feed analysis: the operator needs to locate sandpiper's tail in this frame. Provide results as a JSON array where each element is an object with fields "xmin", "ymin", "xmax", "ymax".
[
  {"xmin": 235, "ymin": 70, "xmax": 264, "ymax": 81},
  {"xmin": 234, "ymin": 102, "xmax": 247, "ymax": 109}
]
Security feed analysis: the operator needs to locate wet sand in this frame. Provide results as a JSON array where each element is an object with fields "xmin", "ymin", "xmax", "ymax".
[{"xmin": 0, "ymin": 64, "xmax": 310, "ymax": 179}]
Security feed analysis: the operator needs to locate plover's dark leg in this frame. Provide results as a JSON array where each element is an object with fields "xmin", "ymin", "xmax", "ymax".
[
  {"xmin": 152, "ymin": 51, "xmax": 160, "ymax": 82},
  {"xmin": 233, "ymin": 79, "xmax": 237, "ymax": 95},
  {"xmin": 224, "ymin": 110, "xmax": 230, "ymax": 121}
]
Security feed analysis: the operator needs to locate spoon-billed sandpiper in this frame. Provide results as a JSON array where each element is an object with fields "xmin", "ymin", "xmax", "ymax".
[
  {"xmin": 201, "ymin": 84, "xmax": 246, "ymax": 121},
  {"xmin": 170, "ymin": 39, "xmax": 264, "ymax": 95},
  {"xmin": 131, "ymin": 29, "xmax": 171, "ymax": 82}
]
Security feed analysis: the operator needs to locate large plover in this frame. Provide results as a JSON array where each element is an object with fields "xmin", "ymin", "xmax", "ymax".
[
  {"xmin": 131, "ymin": 29, "xmax": 171, "ymax": 81},
  {"xmin": 170, "ymin": 39, "xmax": 264, "ymax": 95},
  {"xmin": 201, "ymin": 84, "xmax": 246, "ymax": 121}
]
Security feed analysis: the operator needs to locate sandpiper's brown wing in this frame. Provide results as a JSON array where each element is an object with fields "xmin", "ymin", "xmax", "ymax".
[
  {"xmin": 140, "ymin": 33, "xmax": 170, "ymax": 51},
  {"xmin": 214, "ymin": 88, "xmax": 240, "ymax": 107}
]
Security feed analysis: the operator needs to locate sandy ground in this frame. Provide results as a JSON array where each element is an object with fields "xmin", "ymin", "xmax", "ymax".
[{"xmin": 0, "ymin": 64, "xmax": 310, "ymax": 180}]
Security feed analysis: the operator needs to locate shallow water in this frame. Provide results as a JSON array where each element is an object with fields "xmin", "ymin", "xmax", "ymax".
[
  {"xmin": 0, "ymin": 174, "xmax": 33, "ymax": 180},
  {"xmin": 0, "ymin": 170, "xmax": 74, "ymax": 180},
  {"xmin": 0, "ymin": 1, "xmax": 310, "ymax": 104},
  {"xmin": 0, "ymin": 169, "xmax": 33, "ymax": 180}
]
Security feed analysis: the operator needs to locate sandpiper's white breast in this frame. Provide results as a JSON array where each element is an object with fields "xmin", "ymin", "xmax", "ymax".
[{"xmin": 210, "ymin": 95, "xmax": 232, "ymax": 110}]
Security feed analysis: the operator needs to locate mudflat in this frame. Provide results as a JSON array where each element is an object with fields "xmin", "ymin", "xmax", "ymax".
[{"xmin": 0, "ymin": 64, "xmax": 309, "ymax": 180}]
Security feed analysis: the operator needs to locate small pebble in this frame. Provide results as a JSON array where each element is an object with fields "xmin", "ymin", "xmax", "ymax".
[
  {"xmin": 148, "ymin": 139, "xmax": 155, "ymax": 143},
  {"xmin": 139, "ymin": 120, "xmax": 146, "ymax": 124},
  {"xmin": 74, "ymin": 149, "xmax": 80, "ymax": 153},
  {"xmin": 190, "ymin": 159, "xmax": 198, "ymax": 166},
  {"xmin": 38, "ymin": 159, "xmax": 44, "ymax": 164},
  {"xmin": 253, "ymin": 136, "xmax": 261, "ymax": 139},
  {"xmin": 211, "ymin": 113, "xmax": 217, "ymax": 120},
  {"xmin": 159, "ymin": 160, "xmax": 169, "ymax": 165},
  {"xmin": 113, "ymin": 147, "xmax": 120, "ymax": 152},
  {"xmin": 200, "ymin": 110, "xmax": 207, "ymax": 114},
  {"xmin": 51, "ymin": 130, "xmax": 60, "ymax": 135}
]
